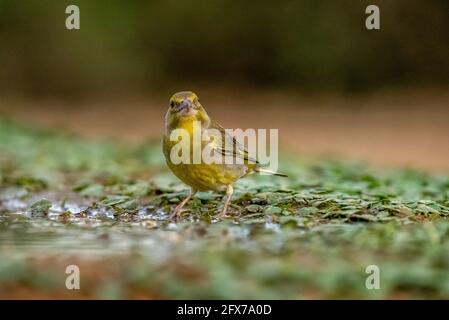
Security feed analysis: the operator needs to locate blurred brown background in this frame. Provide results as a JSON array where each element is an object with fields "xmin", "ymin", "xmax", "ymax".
[{"xmin": 0, "ymin": 0, "xmax": 448, "ymax": 170}]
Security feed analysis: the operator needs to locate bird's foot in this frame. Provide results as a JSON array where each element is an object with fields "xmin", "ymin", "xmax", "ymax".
[
  {"xmin": 214, "ymin": 209, "xmax": 228, "ymax": 220},
  {"xmin": 230, "ymin": 203, "xmax": 243, "ymax": 217},
  {"xmin": 215, "ymin": 204, "xmax": 241, "ymax": 220},
  {"xmin": 169, "ymin": 204, "xmax": 185, "ymax": 221}
]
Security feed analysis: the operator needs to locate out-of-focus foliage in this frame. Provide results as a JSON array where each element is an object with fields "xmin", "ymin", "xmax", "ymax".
[{"xmin": 0, "ymin": 0, "xmax": 448, "ymax": 97}]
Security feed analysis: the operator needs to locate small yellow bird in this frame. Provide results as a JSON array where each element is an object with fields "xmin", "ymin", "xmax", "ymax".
[{"xmin": 163, "ymin": 91, "xmax": 286, "ymax": 219}]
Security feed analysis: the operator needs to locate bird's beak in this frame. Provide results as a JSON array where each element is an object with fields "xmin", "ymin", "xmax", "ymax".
[
  {"xmin": 179, "ymin": 98, "xmax": 192, "ymax": 111},
  {"xmin": 178, "ymin": 98, "xmax": 196, "ymax": 116}
]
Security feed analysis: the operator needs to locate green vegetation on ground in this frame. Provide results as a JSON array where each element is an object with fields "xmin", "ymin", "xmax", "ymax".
[{"xmin": 0, "ymin": 118, "xmax": 448, "ymax": 298}]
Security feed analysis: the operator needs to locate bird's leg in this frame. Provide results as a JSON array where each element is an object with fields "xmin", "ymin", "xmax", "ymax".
[
  {"xmin": 216, "ymin": 185, "xmax": 233, "ymax": 219},
  {"xmin": 170, "ymin": 188, "xmax": 196, "ymax": 220}
]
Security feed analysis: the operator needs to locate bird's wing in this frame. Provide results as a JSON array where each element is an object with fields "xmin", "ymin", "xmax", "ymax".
[{"xmin": 207, "ymin": 120, "xmax": 258, "ymax": 165}]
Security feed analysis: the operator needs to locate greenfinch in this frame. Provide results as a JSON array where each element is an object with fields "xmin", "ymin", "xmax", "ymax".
[{"xmin": 163, "ymin": 91, "xmax": 286, "ymax": 219}]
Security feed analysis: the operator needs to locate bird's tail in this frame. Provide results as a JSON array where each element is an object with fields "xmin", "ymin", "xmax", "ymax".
[{"xmin": 254, "ymin": 168, "xmax": 288, "ymax": 177}]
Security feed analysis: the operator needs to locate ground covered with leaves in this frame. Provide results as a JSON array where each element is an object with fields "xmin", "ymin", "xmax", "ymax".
[{"xmin": 0, "ymin": 118, "xmax": 449, "ymax": 299}]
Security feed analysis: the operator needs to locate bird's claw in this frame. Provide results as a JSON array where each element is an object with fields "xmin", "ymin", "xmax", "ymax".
[
  {"xmin": 169, "ymin": 205, "xmax": 184, "ymax": 221},
  {"xmin": 169, "ymin": 212, "xmax": 180, "ymax": 221},
  {"xmin": 214, "ymin": 210, "xmax": 228, "ymax": 220},
  {"xmin": 230, "ymin": 203, "xmax": 243, "ymax": 217},
  {"xmin": 215, "ymin": 204, "xmax": 241, "ymax": 219}
]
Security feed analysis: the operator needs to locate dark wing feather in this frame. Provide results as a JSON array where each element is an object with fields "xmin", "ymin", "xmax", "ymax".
[{"xmin": 207, "ymin": 120, "xmax": 258, "ymax": 165}]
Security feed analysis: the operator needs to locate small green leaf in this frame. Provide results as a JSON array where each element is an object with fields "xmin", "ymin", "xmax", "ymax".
[
  {"xmin": 30, "ymin": 199, "xmax": 52, "ymax": 217},
  {"xmin": 246, "ymin": 204, "xmax": 262, "ymax": 213},
  {"xmin": 263, "ymin": 206, "xmax": 282, "ymax": 215}
]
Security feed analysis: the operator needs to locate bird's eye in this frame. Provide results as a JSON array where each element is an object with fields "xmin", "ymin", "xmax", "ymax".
[{"xmin": 170, "ymin": 101, "xmax": 175, "ymax": 108}]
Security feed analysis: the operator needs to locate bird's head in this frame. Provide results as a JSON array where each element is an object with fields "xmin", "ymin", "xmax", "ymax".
[{"xmin": 166, "ymin": 91, "xmax": 209, "ymax": 128}]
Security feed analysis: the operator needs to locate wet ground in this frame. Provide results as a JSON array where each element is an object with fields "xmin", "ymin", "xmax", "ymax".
[{"xmin": 1, "ymin": 113, "xmax": 449, "ymax": 299}]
